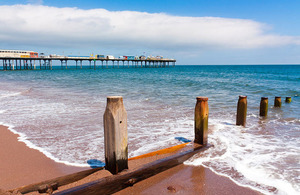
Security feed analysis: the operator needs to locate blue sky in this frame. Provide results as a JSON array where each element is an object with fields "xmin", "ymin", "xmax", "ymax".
[{"xmin": 1, "ymin": 0, "xmax": 300, "ymax": 64}]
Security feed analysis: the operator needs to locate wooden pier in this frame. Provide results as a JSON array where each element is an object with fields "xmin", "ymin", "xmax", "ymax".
[{"xmin": 0, "ymin": 57, "xmax": 176, "ymax": 70}]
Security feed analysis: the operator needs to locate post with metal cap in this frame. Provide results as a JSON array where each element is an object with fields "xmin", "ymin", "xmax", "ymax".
[
  {"xmin": 103, "ymin": 96, "xmax": 128, "ymax": 174},
  {"xmin": 274, "ymin": 96, "xmax": 281, "ymax": 107},
  {"xmin": 259, "ymin": 97, "xmax": 268, "ymax": 117},
  {"xmin": 285, "ymin": 97, "xmax": 291, "ymax": 103},
  {"xmin": 194, "ymin": 97, "xmax": 209, "ymax": 146},
  {"xmin": 236, "ymin": 96, "xmax": 247, "ymax": 126}
]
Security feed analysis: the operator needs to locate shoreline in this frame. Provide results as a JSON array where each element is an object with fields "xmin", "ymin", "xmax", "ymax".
[
  {"xmin": 0, "ymin": 124, "xmax": 262, "ymax": 194},
  {"xmin": 0, "ymin": 125, "xmax": 87, "ymax": 190}
]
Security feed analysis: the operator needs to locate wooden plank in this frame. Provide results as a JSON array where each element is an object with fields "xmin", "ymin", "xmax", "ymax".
[
  {"xmin": 54, "ymin": 144, "xmax": 210, "ymax": 195},
  {"xmin": 10, "ymin": 167, "xmax": 103, "ymax": 194},
  {"xmin": 128, "ymin": 142, "xmax": 189, "ymax": 161}
]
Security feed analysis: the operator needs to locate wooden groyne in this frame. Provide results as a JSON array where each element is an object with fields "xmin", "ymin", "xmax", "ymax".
[
  {"xmin": 6, "ymin": 95, "xmax": 294, "ymax": 194},
  {"xmin": 0, "ymin": 57, "xmax": 176, "ymax": 71},
  {"xmin": 8, "ymin": 96, "xmax": 209, "ymax": 194}
]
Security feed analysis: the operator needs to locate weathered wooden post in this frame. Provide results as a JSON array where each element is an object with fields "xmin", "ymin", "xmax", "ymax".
[
  {"xmin": 274, "ymin": 96, "xmax": 281, "ymax": 107},
  {"xmin": 103, "ymin": 96, "xmax": 128, "ymax": 174},
  {"xmin": 194, "ymin": 97, "xmax": 209, "ymax": 146},
  {"xmin": 236, "ymin": 96, "xmax": 247, "ymax": 126},
  {"xmin": 259, "ymin": 97, "xmax": 268, "ymax": 117},
  {"xmin": 285, "ymin": 97, "xmax": 291, "ymax": 103}
]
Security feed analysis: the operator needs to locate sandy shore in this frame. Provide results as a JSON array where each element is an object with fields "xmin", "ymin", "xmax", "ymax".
[
  {"xmin": 0, "ymin": 125, "xmax": 261, "ymax": 194},
  {"xmin": 115, "ymin": 164, "xmax": 261, "ymax": 195},
  {"xmin": 0, "ymin": 125, "xmax": 87, "ymax": 191}
]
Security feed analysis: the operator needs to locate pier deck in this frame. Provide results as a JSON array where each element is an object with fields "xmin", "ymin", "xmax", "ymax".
[{"xmin": 0, "ymin": 57, "xmax": 176, "ymax": 70}]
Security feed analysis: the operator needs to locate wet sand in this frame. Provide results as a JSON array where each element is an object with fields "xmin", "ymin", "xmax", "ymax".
[
  {"xmin": 0, "ymin": 125, "xmax": 86, "ymax": 190},
  {"xmin": 115, "ymin": 164, "xmax": 261, "ymax": 195},
  {"xmin": 0, "ymin": 125, "xmax": 261, "ymax": 194}
]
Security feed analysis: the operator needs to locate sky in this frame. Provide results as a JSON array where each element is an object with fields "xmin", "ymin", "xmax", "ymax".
[{"xmin": 1, "ymin": 0, "xmax": 300, "ymax": 65}]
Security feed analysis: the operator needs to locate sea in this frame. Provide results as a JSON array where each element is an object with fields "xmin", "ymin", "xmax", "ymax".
[{"xmin": 0, "ymin": 65, "xmax": 299, "ymax": 195}]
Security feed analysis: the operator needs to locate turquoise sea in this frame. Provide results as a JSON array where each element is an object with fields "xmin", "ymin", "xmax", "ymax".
[{"xmin": 0, "ymin": 65, "xmax": 299, "ymax": 194}]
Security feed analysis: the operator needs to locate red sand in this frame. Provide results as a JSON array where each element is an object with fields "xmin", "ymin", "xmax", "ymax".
[
  {"xmin": 0, "ymin": 125, "xmax": 86, "ymax": 190},
  {"xmin": 0, "ymin": 125, "xmax": 261, "ymax": 194}
]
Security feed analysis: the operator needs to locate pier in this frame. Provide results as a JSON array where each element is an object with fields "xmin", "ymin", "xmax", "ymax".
[{"xmin": 0, "ymin": 56, "xmax": 176, "ymax": 71}]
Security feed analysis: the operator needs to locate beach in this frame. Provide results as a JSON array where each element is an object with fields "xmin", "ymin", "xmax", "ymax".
[
  {"xmin": 0, "ymin": 124, "xmax": 262, "ymax": 194},
  {"xmin": 0, "ymin": 65, "xmax": 299, "ymax": 194},
  {"xmin": 0, "ymin": 125, "xmax": 87, "ymax": 191}
]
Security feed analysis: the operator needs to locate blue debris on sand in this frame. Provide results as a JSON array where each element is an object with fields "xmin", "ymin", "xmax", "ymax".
[
  {"xmin": 87, "ymin": 159, "xmax": 105, "ymax": 169},
  {"xmin": 175, "ymin": 137, "xmax": 191, "ymax": 143}
]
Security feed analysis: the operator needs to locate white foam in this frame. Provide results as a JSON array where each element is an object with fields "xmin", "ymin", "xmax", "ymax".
[
  {"xmin": 0, "ymin": 91, "xmax": 22, "ymax": 99},
  {"xmin": 0, "ymin": 122, "xmax": 90, "ymax": 167},
  {"xmin": 185, "ymin": 117, "xmax": 300, "ymax": 195}
]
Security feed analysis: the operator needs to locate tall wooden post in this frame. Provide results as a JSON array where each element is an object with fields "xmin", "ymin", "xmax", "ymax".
[
  {"xmin": 274, "ymin": 96, "xmax": 281, "ymax": 107},
  {"xmin": 259, "ymin": 97, "xmax": 268, "ymax": 117},
  {"xmin": 103, "ymin": 96, "xmax": 128, "ymax": 174},
  {"xmin": 236, "ymin": 96, "xmax": 247, "ymax": 126},
  {"xmin": 194, "ymin": 97, "xmax": 209, "ymax": 146},
  {"xmin": 285, "ymin": 97, "xmax": 291, "ymax": 103}
]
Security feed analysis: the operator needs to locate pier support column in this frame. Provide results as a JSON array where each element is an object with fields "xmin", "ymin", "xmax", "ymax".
[
  {"xmin": 80, "ymin": 60, "xmax": 82, "ymax": 69},
  {"xmin": 194, "ymin": 97, "xmax": 209, "ymax": 146},
  {"xmin": 236, "ymin": 96, "xmax": 247, "ymax": 126},
  {"xmin": 259, "ymin": 97, "xmax": 268, "ymax": 117},
  {"xmin": 285, "ymin": 97, "xmax": 291, "ymax": 103},
  {"xmin": 104, "ymin": 96, "xmax": 128, "ymax": 174},
  {"xmin": 274, "ymin": 96, "xmax": 281, "ymax": 108}
]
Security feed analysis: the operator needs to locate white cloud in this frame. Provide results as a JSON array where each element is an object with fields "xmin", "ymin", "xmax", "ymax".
[{"xmin": 0, "ymin": 4, "xmax": 299, "ymax": 51}]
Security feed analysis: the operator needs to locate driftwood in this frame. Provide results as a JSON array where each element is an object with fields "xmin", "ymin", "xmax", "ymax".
[
  {"xmin": 54, "ymin": 144, "xmax": 210, "ymax": 195},
  {"xmin": 10, "ymin": 167, "xmax": 103, "ymax": 194}
]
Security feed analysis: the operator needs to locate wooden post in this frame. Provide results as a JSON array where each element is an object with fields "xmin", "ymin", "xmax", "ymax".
[
  {"xmin": 285, "ymin": 97, "xmax": 291, "ymax": 103},
  {"xmin": 236, "ymin": 95, "xmax": 247, "ymax": 126},
  {"xmin": 194, "ymin": 97, "xmax": 209, "ymax": 146},
  {"xmin": 274, "ymin": 96, "xmax": 281, "ymax": 107},
  {"xmin": 104, "ymin": 96, "xmax": 128, "ymax": 174},
  {"xmin": 259, "ymin": 97, "xmax": 268, "ymax": 117}
]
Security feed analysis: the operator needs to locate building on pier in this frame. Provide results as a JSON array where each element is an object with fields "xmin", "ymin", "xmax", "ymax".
[{"xmin": 0, "ymin": 50, "xmax": 38, "ymax": 58}]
